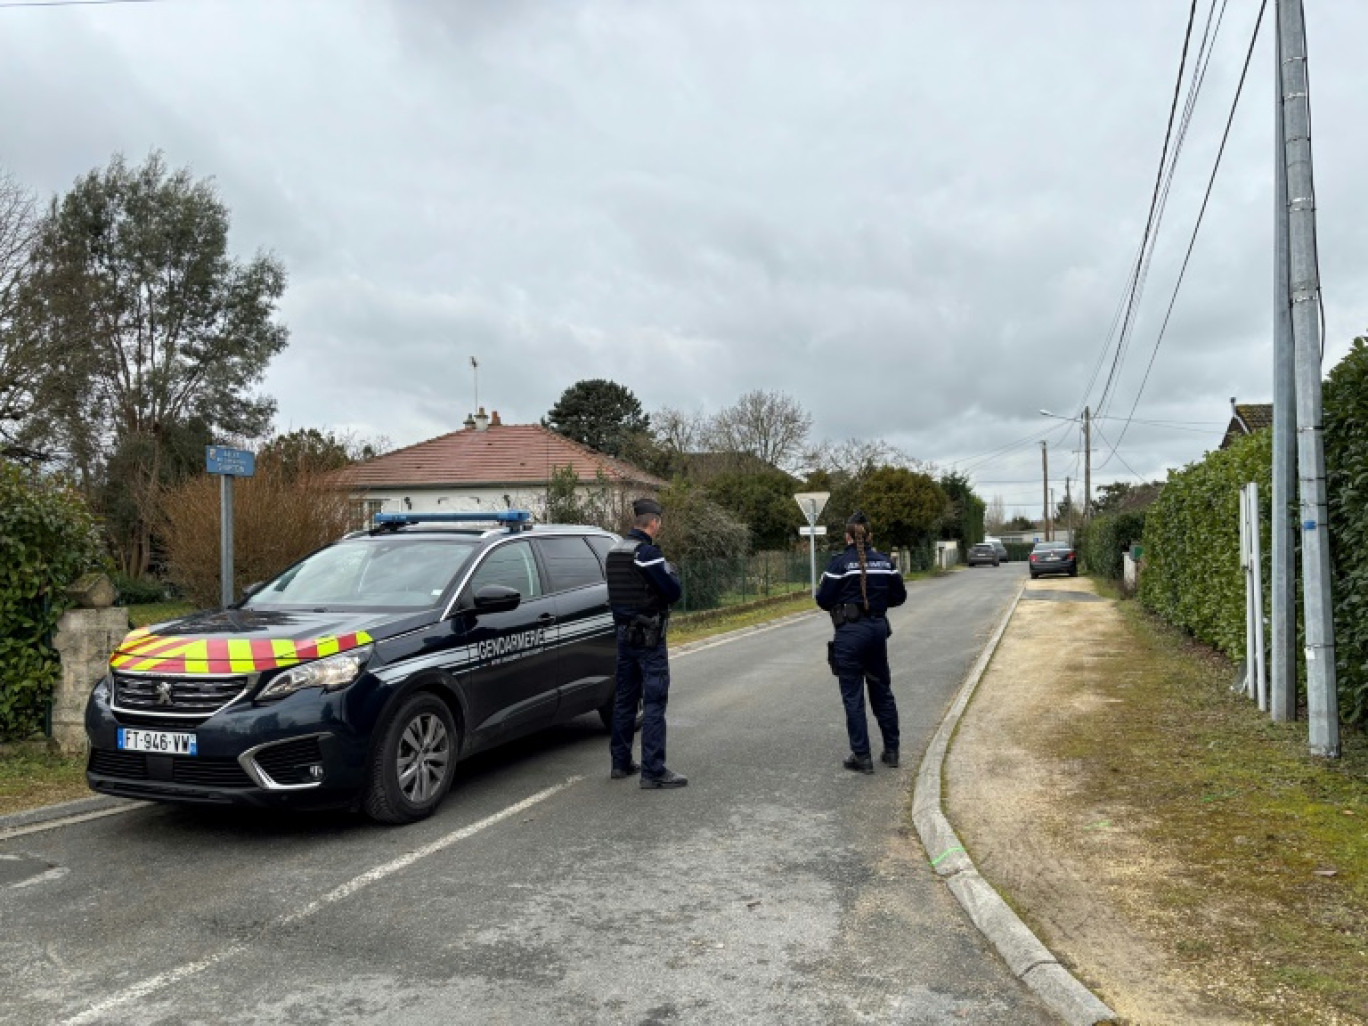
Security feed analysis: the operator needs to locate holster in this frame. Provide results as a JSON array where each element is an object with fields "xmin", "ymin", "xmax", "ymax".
[
  {"xmin": 826, "ymin": 640, "xmax": 839, "ymax": 677},
  {"xmin": 829, "ymin": 603, "xmax": 866, "ymax": 628},
  {"xmin": 627, "ymin": 613, "xmax": 664, "ymax": 648}
]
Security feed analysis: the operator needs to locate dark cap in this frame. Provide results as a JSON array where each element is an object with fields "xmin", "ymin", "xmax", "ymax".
[
  {"xmin": 633, "ymin": 497, "xmax": 663, "ymax": 518},
  {"xmin": 846, "ymin": 509, "xmax": 870, "ymax": 529}
]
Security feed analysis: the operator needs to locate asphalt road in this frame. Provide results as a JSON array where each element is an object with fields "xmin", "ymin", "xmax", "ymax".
[{"xmin": 1, "ymin": 562, "xmax": 1057, "ymax": 1026}]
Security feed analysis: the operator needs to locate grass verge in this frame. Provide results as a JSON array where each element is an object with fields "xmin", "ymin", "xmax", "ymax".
[
  {"xmin": 1046, "ymin": 597, "xmax": 1368, "ymax": 1023},
  {"xmin": 126, "ymin": 601, "xmax": 195, "ymax": 628},
  {"xmin": 669, "ymin": 569, "xmax": 941, "ymax": 648},
  {"xmin": 0, "ymin": 743, "xmax": 91, "ymax": 817}
]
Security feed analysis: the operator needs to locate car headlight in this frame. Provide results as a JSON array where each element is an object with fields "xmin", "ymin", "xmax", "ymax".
[{"xmin": 258, "ymin": 645, "xmax": 373, "ymax": 701}]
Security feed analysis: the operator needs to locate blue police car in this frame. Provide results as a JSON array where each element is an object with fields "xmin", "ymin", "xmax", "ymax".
[{"xmin": 85, "ymin": 512, "xmax": 621, "ymax": 823}]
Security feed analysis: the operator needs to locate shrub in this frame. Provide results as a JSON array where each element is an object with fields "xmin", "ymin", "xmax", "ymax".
[
  {"xmin": 1139, "ymin": 430, "xmax": 1271, "ymax": 663},
  {"xmin": 1324, "ymin": 335, "xmax": 1368, "ymax": 725},
  {"xmin": 0, "ymin": 464, "xmax": 106, "ymax": 740},
  {"xmin": 1077, "ymin": 510, "xmax": 1149, "ymax": 580},
  {"xmin": 655, "ymin": 480, "xmax": 750, "ymax": 610},
  {"xmin": 160, "ymin": 454, "xmax": 357, "ymax": 608},
  {"xmin": 112, "ymin": 572, "xmax": 167, "ymax": 605}
]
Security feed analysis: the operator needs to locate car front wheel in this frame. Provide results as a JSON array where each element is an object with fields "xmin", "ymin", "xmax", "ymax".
[{"xmin": 364, "ymin": 692, "xmax": 458, "ymax": 825}]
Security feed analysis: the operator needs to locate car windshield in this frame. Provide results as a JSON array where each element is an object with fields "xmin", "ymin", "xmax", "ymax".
[
  {"xmin": 243, "ymin": 536, "xmax": 480, "ymax": 610},
  {"xmin": 1035, "ymin": 542, "xmax": 1071, "ymax": 550}
]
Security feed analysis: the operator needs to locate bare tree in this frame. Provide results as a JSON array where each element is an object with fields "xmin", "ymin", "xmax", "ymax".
[
  {"xmin": 706, "ymin": 390, "xmax": 812, "ymax": 471},
  {"xmin": 985, "ymin": 494, "xmax": 1007, "ymax": 533},
  {"xmin": 806, "ymin": 436, "xmax": 934, "ymax": 479},
  {"xmin": 0, "ymin": 171, "xmax": 43, "ymax": 448},
  {"xmin": 652, "ymin": 405, "xmax": 706, "ymax": 457}
]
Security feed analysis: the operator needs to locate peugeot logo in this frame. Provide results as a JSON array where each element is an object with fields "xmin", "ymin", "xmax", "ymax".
[{"xmin": 155, "ymin": 681, "xmax": 175, "ymax": 707}]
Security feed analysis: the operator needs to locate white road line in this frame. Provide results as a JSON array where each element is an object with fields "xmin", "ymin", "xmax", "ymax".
[
  {"xmin": 0, "ymin": 802, "xmax": 147, "ymax": 842},
  {"xmin": 672, "ymin": 610, "xmax": 822, "ymax": 659},
  {"xmin": 59, "ymin": 776, "xmax": 582, "ymax": 1026}
]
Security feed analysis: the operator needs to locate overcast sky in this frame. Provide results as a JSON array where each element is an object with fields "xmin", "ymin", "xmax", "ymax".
[{"xmin": 4, "ymin": 0, "xmax": 1366, "ymax": 515}]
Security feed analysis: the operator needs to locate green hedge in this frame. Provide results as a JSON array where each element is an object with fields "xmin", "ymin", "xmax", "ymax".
[
  {"xmin": 1003, "ymin": 542, "xmax": 1034, "ymax": 562},
  {"xmin": 1140, "ymin": 430, "xmax": 1269, "ymax": 662},
  {"xmin": 1138, "ymin": 334, "xmax": 1368, "ymax": 727},
  {"xmin": 1078, "ymin": 510, "xmax": 1148, "ymax": 580},
  {"xmin": 1324, "ymin": 336, "xmax": 1368, "ymax": 725},
  {"xmin": 0, "ymin": 464, "xmax": 106, "ymax": 740}
]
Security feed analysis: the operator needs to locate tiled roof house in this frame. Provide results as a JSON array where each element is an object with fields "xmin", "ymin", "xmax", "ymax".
[
  {"xmin": 341, "ymin": 409, "xmax": 664, "ymax": 521},
  {"xmin": 1219, "ymin": 398, "xmax": 1273, "ymax": 450}
]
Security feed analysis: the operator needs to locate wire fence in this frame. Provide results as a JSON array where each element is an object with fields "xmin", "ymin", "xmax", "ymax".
[{"xmin": 675, "ymin": 541, "xmax": 936, "ymax": 613}]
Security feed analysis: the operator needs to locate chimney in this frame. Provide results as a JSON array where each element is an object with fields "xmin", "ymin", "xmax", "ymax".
[
  {"xmin": 489, "ymin": 409, "xmax": 502, "ymax": 427},
  {"xmin": 474, "ymin": 407, "xmax": 490, "ymax": 432},
  {"xmin": 463, "ymin": 413, "xmax": 476, "ymax": 430}
]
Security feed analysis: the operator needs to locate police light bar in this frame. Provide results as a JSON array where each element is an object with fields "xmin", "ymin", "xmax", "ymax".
[{"xmin": 372, "ymin": 510, "xmax": 533, "ymax": 531}]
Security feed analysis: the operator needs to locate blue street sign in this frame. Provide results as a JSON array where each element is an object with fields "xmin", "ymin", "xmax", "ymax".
[{"xmin": 206, "ymin": 446, "xmax": 256, "ymax": 477}]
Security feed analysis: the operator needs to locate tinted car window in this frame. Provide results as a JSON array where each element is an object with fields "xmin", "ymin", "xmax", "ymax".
[
  {"xmin": 247, "ymin": 537, "xmax": 478, "ymax": 609},
  {"xmin": 585, "ymin": 534, "xmax": 614, "ymax": 566},
  {"xmin": 537, "ymin": 536, "xmax": 605, "ymax": 592},
  {"xmin": 469, "ymin": 541, "xmax": 543, "ymax": 598}
]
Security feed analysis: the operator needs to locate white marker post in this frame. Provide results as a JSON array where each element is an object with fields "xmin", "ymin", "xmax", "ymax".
[
  {"xmin": 793, "ymin": 491, "xmax": 831, "ymax": 597},
  {"xmin": 206, "ymin": 446, "xmax": 257, "ymax": 607}
]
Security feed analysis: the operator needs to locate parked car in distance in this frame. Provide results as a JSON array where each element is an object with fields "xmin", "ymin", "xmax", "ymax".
[
  {"xmin": 984, "ymin": 537, "xmax": 1009, "ymax": 562},
  {"xmin": 86, "ymin": 511, "xmax": 624, "ymax": 825},
  {"xmin": 966, "ymin": 542, "xmax": 1000, "ymax": 567},
  {"xmin": 1028, "ymin": 540, "xmax": 1078, "ymax": 579}
]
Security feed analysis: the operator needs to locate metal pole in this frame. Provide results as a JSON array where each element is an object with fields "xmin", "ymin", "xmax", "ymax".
[
  {"xmin": 1065, "ymin": 477, "xmax": 1073, "ymax": 541},
  {"xmin": 220, "ymin": 473, "xmax": 234, "ymax": 608},
  {"xmin": 1041, "ymin": 441, "xmax": 1050, "ymax": 541},
  {"xmin": 1242, "ymin": 486, "xmax": 1251, "ymax": 696},
  {"xmin": 1270, "ymin": 15, "xmax": 1298, "ymax": 723},
  {"xmin": 808, "ymin": 499, "xmax": 818, "ymax": 597},
  {"xmin": 1279, "ymin": 0, "xmax": 1338, "ymax": 756},
  {"xmin": 1251, "ymin": 483, "xmax": 1268, "ymax": 710},
  {"xmin": 1083, "ymin": 406, "xmax": 1092, "ymax": 523}
]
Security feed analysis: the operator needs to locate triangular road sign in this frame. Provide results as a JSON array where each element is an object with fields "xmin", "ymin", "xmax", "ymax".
[{"xmin": 793, "ymin": 491, "xmax": 830, "ymax": 524}]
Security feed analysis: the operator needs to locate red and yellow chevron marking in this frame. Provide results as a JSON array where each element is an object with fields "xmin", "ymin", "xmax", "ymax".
[{"xmin": 109, "ymin": 629, "xmax": 374, "ymax": 676}]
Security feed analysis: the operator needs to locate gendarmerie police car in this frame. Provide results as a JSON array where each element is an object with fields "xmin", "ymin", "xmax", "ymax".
[{"xmin": 85, "ymin": 511, "xmax": 621, "ymax": 823}]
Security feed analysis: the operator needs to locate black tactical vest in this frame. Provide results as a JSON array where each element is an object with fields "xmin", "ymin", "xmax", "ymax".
[{"xmin": 605, "ymin": 538, "xmax": 663, "ymax": 614}]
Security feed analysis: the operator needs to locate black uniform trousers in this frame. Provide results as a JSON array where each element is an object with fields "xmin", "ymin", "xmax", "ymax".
[{"xmin": 832, "ymin": 617, "xmax": 899, "ymax": 757}]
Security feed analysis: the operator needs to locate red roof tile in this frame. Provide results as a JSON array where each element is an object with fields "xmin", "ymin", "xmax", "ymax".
[{"xmin": 339, "ymin": 424, "xmax": 665, "ymax": 489}]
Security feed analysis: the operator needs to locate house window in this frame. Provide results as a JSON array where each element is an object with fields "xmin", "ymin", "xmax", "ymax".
[{"xmin": 351, "ymin": 498, "xmax": 387, "ymax": 531}]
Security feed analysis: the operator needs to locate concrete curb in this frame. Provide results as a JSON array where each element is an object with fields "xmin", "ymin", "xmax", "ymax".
[
  {"xmin": 0, "ymin": 794, "xmax": 138, "ymax": 834},
  {"xmin": 912, "ymin": 583, "xmax": 1117, "ymax": 1026}
]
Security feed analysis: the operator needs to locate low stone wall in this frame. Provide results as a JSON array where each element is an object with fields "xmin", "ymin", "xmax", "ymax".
[{"xmin": 51, "ymin": 607, "xmax": 129, "ymax": 754}]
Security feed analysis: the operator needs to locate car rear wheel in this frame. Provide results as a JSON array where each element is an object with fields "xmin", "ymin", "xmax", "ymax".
[{"xmin": 364, "ymin": 692, "xmax": 458, "ymax": 825}]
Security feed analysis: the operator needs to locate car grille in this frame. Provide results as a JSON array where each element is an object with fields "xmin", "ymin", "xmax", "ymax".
[
  {"xmin": 112, "ymin": 673, "xmax": 248, "ymax": 719},
  {"xmin": 88, "ymin": 749, "xmax": 255, "ymax": 789},
  {"xmin": 250, "ymin": 737, "xmax": 325, "ymax": 786}
]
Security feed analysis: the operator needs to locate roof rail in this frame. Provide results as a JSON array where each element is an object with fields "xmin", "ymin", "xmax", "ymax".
[{"xmin": 370, "ymin": 510, "xmax": 533, "ymax": 534}]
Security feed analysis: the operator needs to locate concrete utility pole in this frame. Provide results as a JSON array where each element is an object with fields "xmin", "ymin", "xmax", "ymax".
[
  {"xmin": 1065, "ymin": 477, "xmax": 1073, "ymax": 538},
  {"xmin": 1040, "ymin": 441, "xmax": 1050, "ymax": 540},
  {"xmin": 1270, "ymin": 16, "xmax": 1298, "ymax": 724},
  {"xmin": 1278, "ymin": 0, "xmax": 1339, "ymax": 755},
  {"xmin": 1082, "ymin": 406, "xmax": 1092, "ymax": 522}
]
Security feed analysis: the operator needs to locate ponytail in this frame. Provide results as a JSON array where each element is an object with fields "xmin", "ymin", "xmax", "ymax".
[{"xmin": 852, "ymin": 523, "xmax": 870, "ymax": 612}]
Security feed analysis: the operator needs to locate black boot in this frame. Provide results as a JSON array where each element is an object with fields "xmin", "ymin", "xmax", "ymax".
[
  {"xmin": 640, "ymin": 768, "xmax": 688, "ymax": 789},
  {"xmin": 880, "ymin": 749, "xmax": 899, "ymax": 768},
  {"xmin": 843, "ymin": 753, "xmax": 875, "ymax": 775},
  {"xmin": 610, "ymin": 761, "xmax": 640, "ymax": 779}
]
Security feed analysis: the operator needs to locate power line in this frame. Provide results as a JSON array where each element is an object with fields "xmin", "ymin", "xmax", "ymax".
[
  {"xmin": 1090, "ymin": 0, "xmax": 1202, "ymax": 420},
  {"xmin": 1100, "ymin": 0, "xmax": 1268, "ymax": 464},
  {"xmin": 0, "ymin": 0, "xmax": 164, "ymax": 7}
]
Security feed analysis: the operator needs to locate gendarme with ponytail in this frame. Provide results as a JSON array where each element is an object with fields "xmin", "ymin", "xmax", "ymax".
[{"xmin": 814, "ymin": 508, "xmax": 909, "ymax": 776}]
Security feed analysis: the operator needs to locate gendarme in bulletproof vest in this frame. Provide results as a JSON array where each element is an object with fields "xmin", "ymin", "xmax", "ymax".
[{"xmin": 605, "ymin": 539, "xmax": 665, "ymax": 614}]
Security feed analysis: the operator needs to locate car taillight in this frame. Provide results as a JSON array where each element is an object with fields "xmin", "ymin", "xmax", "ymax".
[
  {"xmin": 1029, "ymin": 553, "xmax": 1037, "ymax": 561},
  {"xmin": 1067, "ymin": 551, "xmax": 1075, "ymax": 560}
]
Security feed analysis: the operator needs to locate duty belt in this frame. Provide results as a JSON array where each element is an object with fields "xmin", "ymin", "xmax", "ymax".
[{"xmin": 830, "ymin": 603, "xmax": 869, "ymax": 628}]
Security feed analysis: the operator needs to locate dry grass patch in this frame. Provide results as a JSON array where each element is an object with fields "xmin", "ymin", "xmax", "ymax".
[
  {"xmin": 1044, "ymin": 598, "xmax": 1368, "ymax": 1023},
  {"xmin": 0, "ymin": 743, "xmax": 90, "ymax": 816}
]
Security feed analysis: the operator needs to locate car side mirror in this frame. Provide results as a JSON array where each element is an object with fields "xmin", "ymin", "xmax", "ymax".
[{"xmin": 472, "ymin": 584, "xmax": 521, "ymax": 614}]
